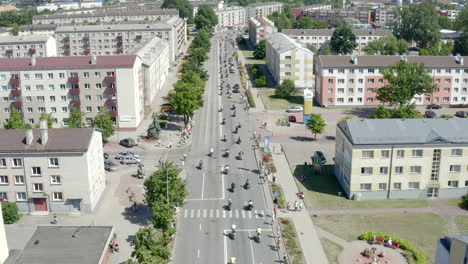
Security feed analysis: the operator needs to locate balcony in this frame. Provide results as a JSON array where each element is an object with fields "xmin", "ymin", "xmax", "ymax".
[
  {"xmin": 104, "ymin": 76, "xmax": 116, "ymax": 83},
  {"xmin": 106, "ymin": 98, "xmax": 117, "ymax": 106},
  {"xmin": 83, "ymin": 42, "xmax": 90, "ymax": 47},
  {"xmin": 69, "ymin": 88, "xmax": 80, "ymax": 96},
  {"xmin": 29, "ymin": 48, "xmax": 36, "ymax": 53},
  {"xmin": 9, "ymin": 78, "xmax": 20, "ymax": 86},
  {"xmin": 116, "ymin": 48, "xmax": 123, "ymax": 54},
  {"xmin": 62, "ymin": 36, "xmax": 70, "ymax": 42},
  {"xmin": 116, "ymin": 41, "xmax": 123, "ymax": 47},
  {"xmin": 10, "ymin": 101, "xmax": 22, "ymax": 107},
  {"xmin": 70, "ymin": 100, "xmax": 81, "ymax": 107},
  {"xmin": 68, "ymin": 76, "xmax": 79, "ymax": 84},
  {"xmin": 6, "ymin": 50, "xmax": 13, "ymax": 53},
  {"xmin": 104, "ymin": 87, "xmax": 117, "ymax": 94},
  {"xmin": 83, "ymin": 36, "xmax": 89, "ymax": 40},
  {"xmin": 109, "ymin": 110, "xmax": 117, "ymax": 118},
  {"xmin": 10, "ymin": 89, "xmax": 21, "ymax": 97},
  {"xmin": 116, "ymin": 36, "xmax": 122, "ymax": 41}
]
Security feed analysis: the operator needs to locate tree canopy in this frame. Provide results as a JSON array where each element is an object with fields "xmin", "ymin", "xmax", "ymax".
[
  {"xmin": 295, "ymin": 17, "xmax": 326, "ymax": 29},
  {"xmin": 194, "ymin": 5, "xmax": 218, "ymax": 30},
  {"xmin": 419, "ymin": 41, "xmax": 454, "ymax": 56},
  {"xmin": 453, "ymin": 8, "xmax": 468, "ymax": 32},
  {"xmin": 363, "ymin": 36, "xmax": 409, "ymax": 55},
  {"xmin": 306, "ymin": 114, "xmax": 326, "ymax": 140},
  {"xmin": 454, "ymin": 33, "xmax": 468, "ymax": 56},
  {"xmin": 130, "ymin": 226, "xmax": 171, "ymax": 263},
  {"xmin": 67, "ymin": 106, "xmax": 84, "ymax": 128},
  {"xmin": 172, "ymin": 82, "xmax": 203, "ymax": 125},
  {"xmin": 92, "ymin": 108, "xmax": 115, "ymax": 140},
  {"xmin": 253, "ymin": 40, "xmax": 266, "ymax": 59},
  {"xmin": 330, "ymin": 27, "xmax": 357, "ymax": 54},
  {"xmin": 162, "ymin": 0, "xmax": 193, "ymax": 20},
  {"xmin": 4, "ymin": 108, "xmax": 28, "ymax": 129},
  {"xmin": 275, "ymin": 79, "xmax": 295, "ymax": 99}
]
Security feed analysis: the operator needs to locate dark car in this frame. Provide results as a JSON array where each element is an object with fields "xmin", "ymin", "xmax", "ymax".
[
  {"xmin": 233, "ymin": 88, "xmax": 240, "ymax": 93},
  {"xmin": 425, "ymin": 110, "xmax": 437, "ymax": 118},
  {"xmin": 455, "ymin": 111, "xmax": 468, "ymax": 118},
  {"xmin": 104, "ymin": 153, "xmax": 109, "ymax": 159},
  {"xmin": 312, "ymin": 151, "xmax": 326, "ymax": 164},
  {"xmin": 120, "ymin": 138, "xmax": 137, "ymax": 148},
  {"xmin": 104, "ymin": 160, "xmax": 118, "ymax": 171},
  {"xmin": 426, "ymin": 104, "xmax": 442, "ymax": 109}
]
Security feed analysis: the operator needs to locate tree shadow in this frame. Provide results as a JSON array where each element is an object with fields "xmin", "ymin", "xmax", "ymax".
[
  {"xmin": 121, "ymin": 203, "xmax": 152, "ymax": 226},
  {"xmin": 292, "ymin": 164, "xmax": 345, "ymax": 197},
  {"xmin": 289, "ymin": 136, "xmax": 315, "ymax": 142},
  {"xmin": 342, "ymin": 107, "xmax": 378, "ymax": 118}
]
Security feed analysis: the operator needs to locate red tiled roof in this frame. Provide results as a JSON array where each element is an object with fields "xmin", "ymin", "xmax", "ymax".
[{"xmin": 0, "ymin": 56, "xmax": 137, "ymax": 70}]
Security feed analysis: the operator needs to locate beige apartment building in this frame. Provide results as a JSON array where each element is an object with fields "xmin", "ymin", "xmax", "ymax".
[
  {"xmin": 335, "ymin": 119, "xmax": 468, "ymax": 200},
  {"xmin": 18, "ymin": 24, "xmax": 58, "ymax": 36},
  {"xmin": 0, "ymin": 35, "xmax": 57, "ymax": 58},
  {"xmin": 54, "ymin": 17, "xmax": 186, "ymax": 60},
  {"xmin": 266, "ymin": 33, "xmax": 314, "ymax": 88},
  {"xmin": 436, "ymin": 234, "xmax": 468, "ymax": 264},
  {"xmin": 282, "ymin": 29, "xmax": 392, "ymax": 54},
  {"xmin": 215, "ymin": 6, "xmax": 246, "ymax": 28},
  {"xmin": 248, "ymin": 16, "xmax": 277, "ymax": 45},
  {"xmin": 0, "ymin": 123, "xmax": 106, "ymax": 213},
  {"xmin": 246, "ymin": 2, "xmax": 283, "ymax": 19},
  {"xmin": 0, "ymin": 55, "xmax": 147, "ymax": 130}
]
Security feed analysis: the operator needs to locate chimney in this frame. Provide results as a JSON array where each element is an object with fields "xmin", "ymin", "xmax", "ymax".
[
  {"xmin": 91, "ymin": 55, "xmax": 97, "ymax": 64},
  {"xmin": 31, "ymin": 55, "xmax": 36, "ymax": 66},
  {"xmin": 456, "ymin": 53, "xmax": 463, "ymax": 65},
  {"xmin": 351, "ymin": 56, "xmax": 358, "ymax": 65},
  {"xmin": 400, "ymin": 54, "xmax": 407, "ymax": 62},
  {"xmin": 40, "ymin": 120, "xmax": 48, "ymax": 145},
  {"xmin": 25, "ymin": 129, "xmax": 34, "ymax": 145}
]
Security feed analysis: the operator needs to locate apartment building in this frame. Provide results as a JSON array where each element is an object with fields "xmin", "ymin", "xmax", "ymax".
[
  {"xmin": 54, "ymin": 16, "xmax": 186, "ymax": 60},
  {"xmin": 315, "ymin": 55, "xmax": 468, "ymax": 107},
  {"xmin": 246, "ymin": 2, "xmax": 283, "ymax": 19},
  {"xmin": 436, "ymin": 234, "xmax": 468, "ymax": 264},
  {"xmin": 266, "ymin": 33, "xmax": 314, "ymax": 88},
  {"xmin": 335, "ymin": 118, "xmax": 468, "ymax": 200},
  {"xmin": 0, "ymin": 123, "xmax": 106, "ymax": 213},
  {"xmin": 248, "ymin": 17, "xmax": 277, "ymax": 45},
  {"xmin": 306, "ymin": 9, "xmax": 372, "ymax": 25},
  {"xmin": 0, "ymin": 203, "xmax": 7, "ymax": 263},
  {"xmin": 291, "ymin": 5, "xmax": 332, "ymax": 19},
  {"xmin": 283, "ymin": 29, "xmax": 392, "ymax": 54},
  {"xmin": 0, "ymin": 55, "xmax": 146, "ymax": 130},
  {"xmin": 32, "ymin": 8, "xmax": 179, "ymax": 25},
  {"xmin": 372, "ymin": 7, "xmax": 395, "ymax": 24},
  {"xmin": 0, "ymin": 35, "xmax": 57, "ymax": 58},
  {"xmin": 18, "ymin": 24, "xmax": 58, "ymax": 36},
  {"xmin": 215, "ymin": 6, "xmax": 246, "ymax": 28}
]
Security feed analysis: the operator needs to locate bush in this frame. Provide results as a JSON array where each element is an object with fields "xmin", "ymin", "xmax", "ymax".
[
  {"xmin": 159, "ymin": 115, "xmax": 168, "ymax": 120},
  {"xmin": 1, "ymin": 201, "xmax": 20, "ymax": 224},
  {"xmin": 254, "ymin": 76, "xmax": 267, "ymax": 87},
  {"xmin": 272, "ymin": 184, "xmax": 286, "ymax": 208},
  {"xmin": 159, "ymin": 120, "xmax": 168, "ymax": 128},
  {"xmin": 461, "ymin": 194, "xmax": 468, "ymax": 209},
  {"xmin": 246, "ymin": 90, "xmax": 256, "ymax": 108}
]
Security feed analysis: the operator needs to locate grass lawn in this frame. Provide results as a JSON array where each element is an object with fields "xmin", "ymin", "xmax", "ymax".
[
  {"xmin": 292, "ymin": 165, "xmax": 429, "ymax": 209},
  {"xmin": 240, "ymin": 50, "xmax": 266, "ymax": 65},
  {"xmin": 313, "ymin": 213, "xmax": 447, "ymax": 264},
  {"xmin": 453, "ymin": 216, "xmax": 468, "ymax": 233},
  {"xmin": 320, "ymin": 238, "xmax": 342, "ymax": 264},
  {"xmin": 258, "ymin": 90, "xmax": 304, "ymax": 110},
  {"xmin": 445, "ymin": 198, "xmax": 461, "ymax": 207}
]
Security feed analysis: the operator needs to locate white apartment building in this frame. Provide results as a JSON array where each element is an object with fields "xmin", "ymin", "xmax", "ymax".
[
  {"xmin": 335, "ymin": 118, "xmax": 468, "ymax": 200},
  {"xmin": 0, "ymin": 123, "xmax": 106, "ymax": 213},
  {"xmin": 54, "ymin": 16, "xmax": 186, "ymax": 61},
  {"xmin": 215, "ymin": 6, "xmax": 246, "ymax": 28},
  {"xmin": 315, "ymin": 55, "xmax": 468, "ymax": 107},
  {"xmin": 0, "ymin": 203, "xmax": 7, "ymax": 263},
  {"xmin": 18, "ymin": 24, "xmax": 58, "ymax": 36},
  {"xmin": 0, "ymin": 55, "xmax": 146, "ymax": 130},
  {"xmin": 248, "ymin": 16, "xmax": 277, "ymax": 45},
  {"xmin": 266, "ymin": 33, "xmax": 314, "ymax": 88},
  {"xmin": 282, "ymin": 29, "xmax": 393, "ymax": 54},
  {"xmin": 0, "ymin": 35, "xmax": 57, "ymax": 58},
  {"xmin": 246, "ymin": 2, "xmax": 283, "ymax": 19}
]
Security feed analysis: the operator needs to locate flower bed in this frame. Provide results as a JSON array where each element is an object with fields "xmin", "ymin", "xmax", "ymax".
[
  {"xmin": 272, "ymin": 184, "xmax": 286, "ymax": 209},
  {"xmin": 280, "ymin": 218, "xmax": 305, "ymax": 264},
  {"xmin": 246, "ymin": 90, "xmax": 256, "ymax": 108}
]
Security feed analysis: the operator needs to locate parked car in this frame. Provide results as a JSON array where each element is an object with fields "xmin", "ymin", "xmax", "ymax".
[
  {"xmin": 426, "ymin": 104, "xmax": 442, "ymax": 109},
  {"xmin": 233, "ymin": 88, "xmax": 240, "ymax": 93},
  {"xmin": 120, "ymin": 138, "xmax": 137, "ymax": 148},
  {"xmin": 312, "ymin": 151, "xmax": 326, "ymax": 164},
  {"xmin": 455, "ymin": 111, "xmax": 468, "ymax": 118},
  {"xmin": 425, "ymin": 110, "xmax": 437, "ymax": 118},
  {"xmin": 115, "ymin": 151, "xmax": 139, "ymax": 160},
  {"xmin": 120, "ymin": 156, "xmax": 141, "ymax": 165},
  {"xmin": 286, "ymin": 106, "xmax": 303, "ymax": 113},
  {"xmin": 233, "ymin": 84, "xmax": 240, "ymax": 89},
  {"xmin": 103, "ymin": 153, "xmax": 109, "ymax": 160},
  {"xmin": 104, "ymin": 160, "xmax": 118, "ymax": 171},
  {"xmin": 289, "ymin": 115, "xmax": 296, "ymax": 122}
]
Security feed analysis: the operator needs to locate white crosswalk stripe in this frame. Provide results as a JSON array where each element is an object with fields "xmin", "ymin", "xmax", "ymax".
[
  {"xmin": 216, "ymin": 209, "xmax": 220, "ymax": 218},
  {"xmin": 235, "ymin": 210, "xmax": 239, "ymax": 218},
  {"xmin": 210, "ymin": 209, "xmax": 213, "ymax": 218},
  {"xmin": 197, "ymin": 209, "xmax": 201, "ymax": 218},
  {"xmin": 203, "ymin": 209, "xmax": 207, "ymax": 218},
  {"xmin": 191, "ymin": 209, "xmax": 194, "ymax": 218},
  {"xmin": 181, "ymin": 208, "xmax": 266, "ymax": 219},
  {"xmin": 184, "ymin": 209, "xmax": 188, "ymax": 218},
  {"xmin": 242, "ymin": 210, "xmax": 245, "ymax": 218},
  {"xmin": 254, "ymin": 210, "xmax": 258, "ymax": 218},
  {"xmin": 248, "ymin": 211, "xmax": 252, "ymax": 219},
  {"xmin": 223, "ymin": 210, "xmax": 226, "ymax": 218}
]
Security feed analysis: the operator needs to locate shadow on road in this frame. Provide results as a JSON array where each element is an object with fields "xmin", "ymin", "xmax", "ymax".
[
  {"xmin": 289, "ymin": 136, "xmax": 314, "ymax": 142},
  {"xmin": 342, "ymin": 107, "xmax": 377, "ymax": 118}
]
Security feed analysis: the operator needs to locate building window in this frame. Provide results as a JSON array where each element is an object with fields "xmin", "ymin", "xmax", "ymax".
[
  {"xmin": 16, "ymin": 192, "xmax": 26, "ymax": 201},
  {"xmin": 0, "ymin": 176, "xmax": 8, "ymax": 185},
  {"xmin": 451, "ymin": 149, "xmax": 462, "ymax": 156},
  {"xmin": 448, "ymin": 181, "xmax": 459, "ymax": 188},
  {"xmin": 328, "ymin": 79, "xmax": 334, "ymax": 84},
  {"xmin": 395, "ymin": 166, "xmax": 403, "ymax": 174},
  {"xmin": 396, "ymin": 150, "xmax": 404, "ymax": 158},
  {"xmin": 378, "ymin": 183, "xmax": 387, "ymax": 190},
  {"xmin": 362, "ymin": 151, "xmax": 374, "ymax": 159},
  {"xmin": 408, "ymin": 182, "xmax": 420, "ymax": 189},
  {"xmin": 328, "ymin": 88, "xmax": 333, "ymax": 93},
  {"xmin": 49, "ymin": 158, "xmax": 59, "ymax": 167},
  {"xmin": 410, "ymin": 166, "xmax": 422, "ymax": 174},
  {"xmin": 379, "ymin": 167, "xmax": 388, "ymax": 174},
  {"xmin": 285, "ymin": 64, "xmax": 291, "ymax": 68},
  {"xmin": 393, "ymin": 182, "xmax": 402, "ymax": 190},
  {"xmin": 449, "ymin": 165, "xmax": 461, "ymax": 172},
  {"xmin": 33, "ymin": 183, "xmax": 43, "ymax": 192},
  {"xmin": 48, "ymin": 73, "xmax": 54, "ymax": 79},
  {"xmin": 285, "ymin": 72, "xmax": 291, "ymax": 76},
  {"xmin": 361, "ymin": 167, "xmax": 373, "ymax": 175},
  {"xmin": 51, "ymin": 175, "xmax": 61, "ymax": 184},
  {"xmin": 360, "ymin": 183, "xmax": 371, "ymax": 191},
  {"xmin": 12, "ymin": 158, "xmax": 22, "ymax": 168},
  {"xmin": 52, "ymin": 192, "xmax": 63, "ymax": 201},
  {"xmin": 31, "ymin": 167, "xmax": 41, "ymax": 176},
  {"xmin": 381, "ymin": 150, "xmax": 389, "ymax": 158},
  {"xmin": 338, "ymin": 79, "xmax": 345, "ymax": 84},
  {"xmin": 14, "ymin": 175, "xmax": 24, "ymax": 184},
  {"xmin": 0, "ymin": 192, "xmax": 7, "ymax": 201},
  {"xmin": 368, "ymin": 79, "xmax": 375, "ymax": 83},
  {"xmin": 411, "ymin": 150, "xmax": 423, "ymax": 157},
  {"xmin": 0, "ymin": 158, "xmax": 6, "ymax": 167},
  {"xmin": 337, "ymin": 88, "xmax": 344, "ymax": 93},
  {"xmin": 35, "ymin": 73, "xmax": 43, "ymax": 80}
]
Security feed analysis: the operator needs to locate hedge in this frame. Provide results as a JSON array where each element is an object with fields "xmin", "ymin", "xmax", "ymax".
[
  {"xmin": 246, "ymin": 90, "xmax": 256, "ymax": 108},
  {"xmin": 358, "ymin": 232, "xmax": 426, "ymax": 264}
]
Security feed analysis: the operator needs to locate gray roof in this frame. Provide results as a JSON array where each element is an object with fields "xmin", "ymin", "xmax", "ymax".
[
  {"xmin": 318, "ymin": 55, "xmax": 468, "ymax": 68},
  {"xmin": 0, "ymin": 35, "xmax": 52, "ymax": 44},
  {"xmin": 441, "ymin": 31, "xmax": 463, "ymax": 39},
  {"xmin": 0, "ymin": 128, "xmax": 95, "ymax": 153},
  {"xmin": 33, "ymin": 8, "xmax": 178, "ymax": 19},
  {"xmin": 267, "ymin": 33, "xmax": 311, "ymax": 54},
  {"xmin": 11, "ymin": 226, "xmax": 113, "ymax": 264},
  {"xmin": 338, "ymin": 119, "xmax": 468, "ymax": 145},
  {"xmin": 247, "ymin": 1, "xmax": 282, "ymax": 7},
  {"xmin": 452, "ymin": 234, "xmax": 468, "ymax": 245},
  {"xmin": 283, "ymin": 28, "xmax": 392, "ymax": 37},
  {"xmin": 19, "ymin": 24, "xmax": 57, "ymax": 30}
]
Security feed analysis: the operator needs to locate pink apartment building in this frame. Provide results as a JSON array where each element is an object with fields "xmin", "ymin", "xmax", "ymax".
[
  {"xmin": 315, "ymin": 55, "xmax": 468, "ymax": 107},
  {"xmin": 248, "ymin": 17, "xmax": 277, "ymax": 45}
]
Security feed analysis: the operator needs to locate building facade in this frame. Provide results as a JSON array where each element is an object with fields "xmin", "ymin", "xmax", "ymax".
[
  {"xmin": 0, "ymin": 125, "xmax": 106, "ymax": 213},
  {"xmin": 266, "ymin": 33, "xmax": 314, "ymax": 88},
  {"xmin": 436, "ymin": 234, "xmax": 468, "ymax": 264},
  {"xmin": 246, "ymin": 2, "xmax": 283, "ymax": 19},
  {"xmin": 306, "ymin": 9, "xmax": 372, "ymax": 25},
  {"xmin": 372, "ymin": 7, "xmax": 396, "ymax": 24},
  {"xmin": 18, "ymin": 24, "xmax": 58, "ymax": 36},
  {"xmin": 215, "ymin": 6, "xmax": 246, "ymax": 28},
  {"xmin": 315, "ymin": 55, "xmax": 468, "ymax": 107},
  {"xmin": 282, "ymin": 29, "xmax": 392, "ymax": 54},
  {"xmin": 0, "ymin": 203, "xmax": 7, "ymax": 263},
  {"xmin": 0, "ymin": 55, "xmax": 146, "ymax": 130},
  {"xmin": 335, "ymin": 118, "xmax": 468, "ymax": 200},
  {"xmin": 0, "ymin": 35, "xmax": 57, "ymax": 58},
  {"xmin": 248, "ymin": 17, "xmax": 277, "ymax": 45}
]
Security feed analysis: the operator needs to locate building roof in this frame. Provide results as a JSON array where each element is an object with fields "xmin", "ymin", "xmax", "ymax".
[
  {"xmin": 338, "ymin": 119, "xmax": 468, "ymax": 145},
  {"xmin": 282, "ymin": 28, "xmax": 392, "ymax": 37},
  {"xmin": 267, "ymin": 33, "xmax": 312, "ymax": 54},
  {"xmin": 247, "ymin": 1, "xmax": 282, "ymax": 7},
  {"xmin": 19, "ymin": 24, "xmax": 58, "ymax": 30},
  {"xmin": 249, "ymin": 16, "xmax": 275, "ymax": 28},
  {"xmin": 318, "ymin": 55, "xmax": 467, "ymax": 68},
  {"xmin": 0, "ymin": 35, "xmax": 52, "ymax": 44},
  {"xmin": 33, "ymin": 8, "xmax": 178, "ymax": 19},
  {"xmin": 440, "ymin": 29, "xmax": 463, "ymax": 39},
  {"xmin": 0, "ymin": 55, "xmax": 137, "ymax": 70},
  {"xmin": 55, "ymin": 20, "xmax": 178, "ymax": 33},
  {"xmin": 9, "ymin": 226, "xmax": 113, "ymax": 264},
  {"xmin": 0, "ymin": 128, "xmax": 97, "ymax": 153}
]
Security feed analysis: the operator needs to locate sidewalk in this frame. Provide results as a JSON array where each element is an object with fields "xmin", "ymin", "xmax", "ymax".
[{"xmin": 270, "ymin": 142, "xmax": 329, "ymax": 264}]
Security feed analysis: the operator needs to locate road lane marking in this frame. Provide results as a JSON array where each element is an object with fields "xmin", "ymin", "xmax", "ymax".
[
  {"xmin": 191, "ymin": 209, "xmax": 194, "ymax": 218},
  {"xmin": 200, "ymin": 224, "xmax": 202, "ymax": 231},
  {"xmin": 229, "ymin": 210, "xmax": 232, "ymax": 218},
  {"xmin": 197, "ymin": 209, "xmax": 201, "ymax": 218},
  {"xmin": 203, "ymin": 209, "xmax": 207, "ymax": 218},
  {"xmin": 197, "ymin": 249, "xmax": 200, "ymax": 258},
  {"xmin": 184, "ymin": 209, "xmax": 188, "ymax": 218},
  {"xmin": 210, "ymin": 209, "xmax": 213, "ymax": 218},
  {"xmin": 223, "ymin": 231, "xmax": 227, "ymax": 264},
  {"xmin": 235, "ymin": 210, "xmax": 239, "ymax": 218},
  {"xmin": 216, "ymin": 209, "xmax": 220, "ymax": 218},
  {"xmin": 242, "ymin": 210, "xmax": 246, "ymax": 218},
  {"xmin": 248, "ymin": 231, "xmax": 256, "ymax": 264},
  {"xmin": 201, "ymin": 172, "xmax": 205, "ymax": 200},
  {"xmin": 254, "ymin": 210, "xmax": 258, "ymax": 218},
  {"xmin": 248, "ymin": 211, "xmax": 252, "ymax": 219},
  {"xmin": 223, "ymin": 210, "xmax": 226, "ymax": 218},
  {"xmin": 221, "ymin": 174, "xmax": 225, "ymax": 200}
]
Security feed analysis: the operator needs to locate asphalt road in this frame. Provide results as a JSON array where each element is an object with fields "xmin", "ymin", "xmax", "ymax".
[{"xmin": 172, "ymin": 30, "xmax": 278, "ymax": 264}]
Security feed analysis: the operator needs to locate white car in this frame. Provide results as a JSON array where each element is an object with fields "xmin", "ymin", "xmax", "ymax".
[
  {"xmin": 286, "ymin": 106, "xmax": 303, "ymax": 113},
  {"xmin": 115, "ymin": 151, "xmax": 139, "ymax": 160},
  {"xmin": 120, "ymin": 156, "xmax": 141, "ymax": 165}
]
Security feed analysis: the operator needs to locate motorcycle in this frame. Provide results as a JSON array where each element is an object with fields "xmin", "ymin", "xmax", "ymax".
[
  {"xmin": 244, "ymin": 181, "xmax": 250, "ymax": 190},
  {"xmin": 231, "ymin": 230, "xmax": 236, "ymax": 240},
  {"xmin": 199, "ymin": 161, "xmax": 203, "ymax": 170},
  {"xmin": 237, "ymin": 137, "xmax": 241, "ymax": 144},
  {"xmin": 225, "ymin": 150, "xmax": 230, "ymax": 158},
  {"xmin": 221, "ymin": 118, "xmax": 225, "ymax": 125}
]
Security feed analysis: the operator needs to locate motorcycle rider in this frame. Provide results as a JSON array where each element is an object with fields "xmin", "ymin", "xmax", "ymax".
[
  {"xmin": 231, "ymin": 223, "xmax": 237, "ymax": 238},
  {"xmin": 224, "ymin": 133, "xmax": 227, "ymax": 141},
  {"xmin": 210, "ymin": 148, "xmax": 214, "ymax": 157},
  {"xmin": 245, "ymin": 179, "xmax": 250, "ymax": 189},
  {"xmin": 231, "ymin": 182, "xmax": 235, "ymax": 191},
  {"xmin": 256, "ymin": 226, "xmax": 262, "ymax": 241},
  {"xmin": 199, "ymin": 160, "xmax": 203, "ymax": 169},
  {"xmin": 237, "ymin": 137, "xmax": 241, "ymax": 144},
  {"xmin": 248, "ymin": 200, "xmax": 253, "ymax": 210}
]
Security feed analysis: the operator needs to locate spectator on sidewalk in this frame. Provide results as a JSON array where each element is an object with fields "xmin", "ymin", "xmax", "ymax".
[
  {"xmin": 294, "ymin": 201, "xmax": 298, "ymax": 211},
  {"xmin": 168, "ymin": 141, "xmax": 172, "ymax": 148},
  {"xmin": 287, "ymin": 202, "xmax": 290, "ymax": 211},
  {"xmin": 299, "ymin": 201, "xmax": 304, "ymax": 211}
]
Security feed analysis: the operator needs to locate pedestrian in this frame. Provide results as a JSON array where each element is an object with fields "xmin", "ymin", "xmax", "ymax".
[
  {"xmin": 168, "ymin": 141, "xmax": 172, "ymax": 148},
  {"xmin": 274, "ymin": 205, "xmax": 277, "ymax": 216},
  {"xmin": 299, "ymin": 201, "xmax": 304, "ymax": 211},
  {"xmin": 276, "ymin": 236, "xmax": 281, "ymax": 250},
  {"xmin": 272, "ymin": 174, "xmax": 277, "ymax": 183},
  {"xmin": 283, "ymin": 253, "xmax": 288, "ymax": 263},
  {"xmin": 294, "ymin": 201, "xmax": 298, "ymax": 211},
  {"xmin": 271, "ymin": 213, "xmax": 275, "ymax": 225},
  {"xmin": 287, "ymin": 202, "xmax": 290, "ymax": 211},
  {"xmin": 183, "ymin": 153, "xmax": 187, "ymax": 160}
]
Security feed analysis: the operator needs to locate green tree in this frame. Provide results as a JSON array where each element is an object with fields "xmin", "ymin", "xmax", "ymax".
[
  {"xmin": 1, "ymin": 201, "xmax": 20, "ymax": 224},
  {"xmin": 67, "ymin": 106, "xmax": 84, "ymax": 128},
  {"xmin": 440, "ymin": 114, "xmax": 454, "ymax": 118},
  {"xmin": 253, "ymin": 40, "xmax": 266, "ymax": 59},
  {"xmin": 10, "ymin": 23, "xmax": 19, "ymax": 36},
  {"xmin": 254, "ymin": 76, "xmax": 267, "ymax": 87},
  {"xmin": 454, "ymin": 33, "xmax": 468, "ymax": 56},
  {"xmin": 150, "ymin": 198, "xmax": 174, "ymax": 231},
  {"xmin": 144, "ymin": 162, "xmax": 187, "ymax": 208},
  {"xmin": 295, "ymin": 17, "xmax": 326, "ymax": 29},
  {"xmin": 38, "ymin": 113, "xmax": 53, "ymax": 128},
  {"xmin": 268, "ymin": 11, "xmax": 295, "ymax": 30},
  {"xmin": 393, "ymin": 3, "xmax": 440, "ymax": 49},
  {"xmin": 4, "ymin": 108, "xmax": 28, "ymax": 129},
  {"xmin": 162, "ymin": 0, "xmax": 193, "ymax": 20},
  {"xmin": 419, "ymin": 41, "xmax": 454, "ymax": 56},
  {"xmin": 376, "ymin": 61, "xmax": 435, "ymax": 106},
  {"xmin": 194, "ymin": 5, "xmax": 218, "ymax": 30},
  {"xmin": 183, "ymin": 60, "xmax": 209, "ymax": 81},
  {"xmin": 461, "ymin": 192, "xmax": 468, "ymax": 210},
  {"xmin": 181, "ymin": 71, "xmax": 205, "ymax": 91},
  {"xmin": 191, "ymin": 28, "xmax": 211, "ymax": 51},
  {"xmin": 330, "ymin": 27, "xmax": 357, "ymax": 54},
  {"xmin": 330, "ymin": 19, "xmax": 346, "ymax": 28},
  {"xmin": 188, "ymin": 47, "xmax": 208, "ymax": 65},
  {"xmin": 363, "ymin": 36, "xmax": 409, "ymax": 55},
  {"xmin": 129, "ymin": 226, "xmax": 171, "ymax": 263},
  {"xmin": 453, "ymin": 8, "xmax": 468, "ymax": 32},
  {"xmin": 306, "ymin": 114, "xmax": 326, "ymax": 140},
  {"xmin": 391, "ymin": 104, "xmax": 422, "ymax": 118},
  {"xmin": 172, "ymin": 83, "xmax": 201, "ymax": 126},
  {"xmin": 92, "ymin": 108, "xmax": 115, "ymax": 140},
  {"xmin": 274, "ymin": 79, "xmax": 295, "ymax": 99},
  {"xmin": 146, "ymin": 113, "xmax": 161, "ymax": 140},
  {"xmin": 369, "ymin": 105, "xmax": 391, "ymax": 119},
  {"xmin": 438, "ymin": 16, "xmax": 452, "ymax": 29}
]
